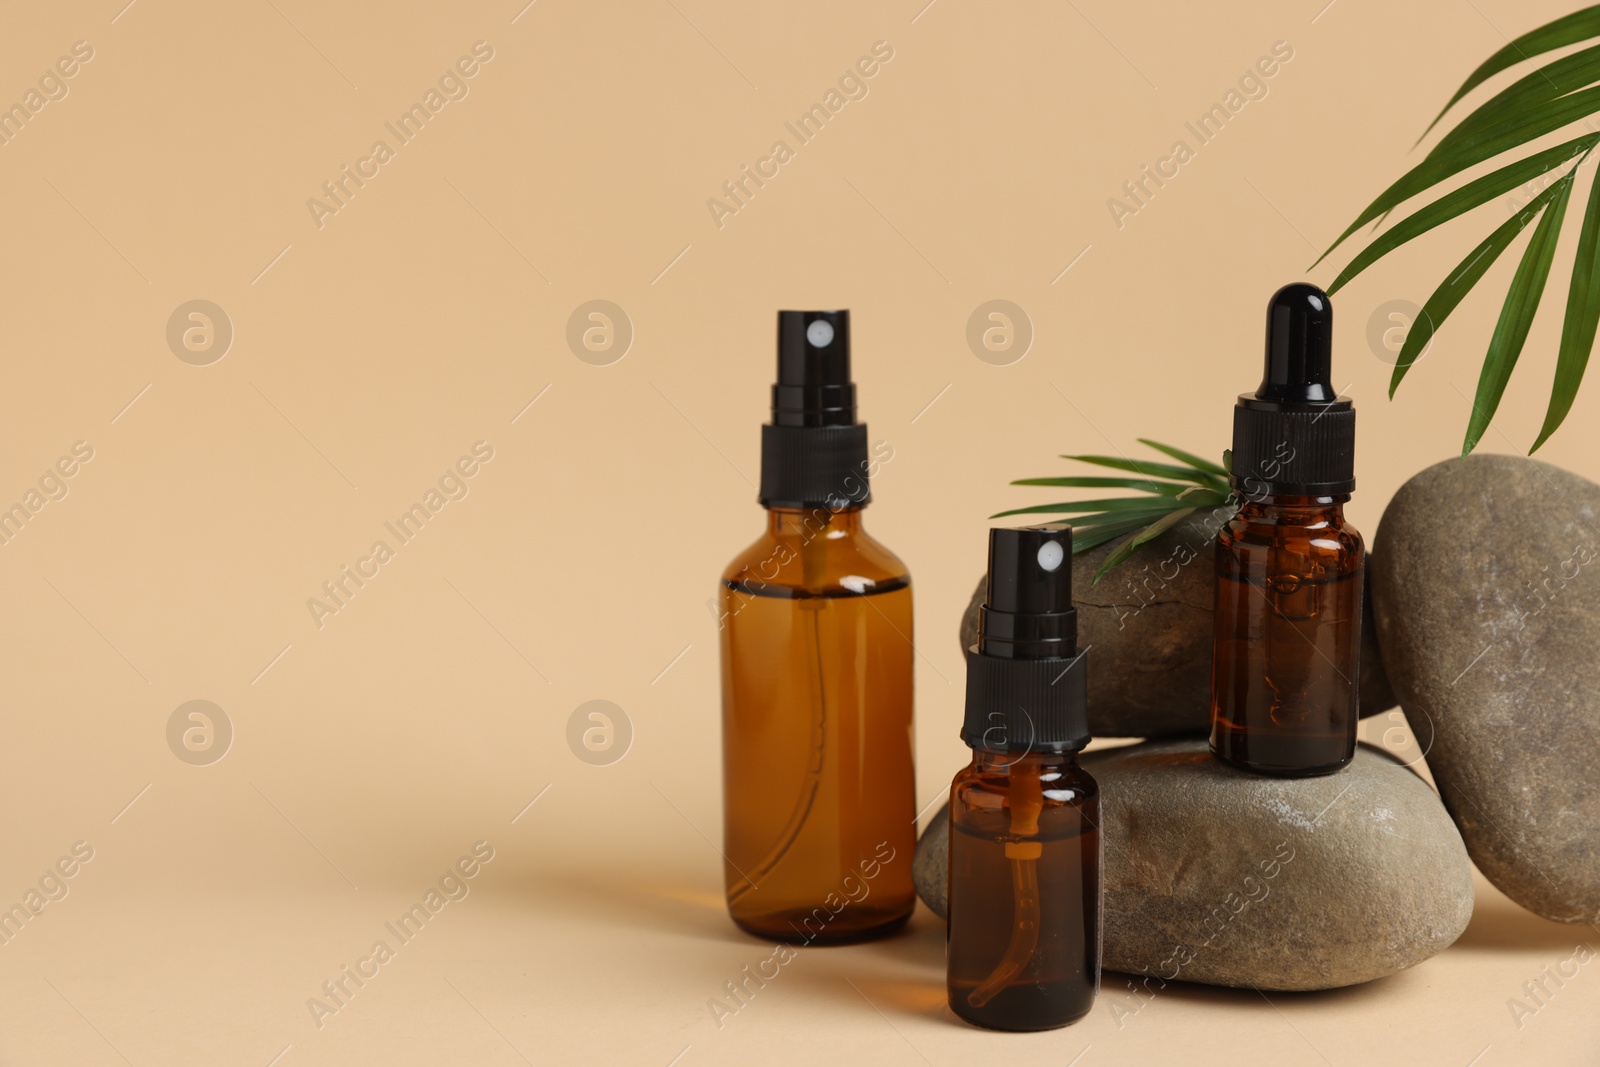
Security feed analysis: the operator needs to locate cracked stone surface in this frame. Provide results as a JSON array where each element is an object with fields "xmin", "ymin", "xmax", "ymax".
[
  {"xmin": 960, "ymin": 526, "xmax": 1396, "ymax": 738},
  {"xmin": 1372, "ymin": 453, "xmax": 1600, "ymax": 923},
  {"xmin": 913, "ymin": 739, "xmax": 1473, "ymax": 990}
]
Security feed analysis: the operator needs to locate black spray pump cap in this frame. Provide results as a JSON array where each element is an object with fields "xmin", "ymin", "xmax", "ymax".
[
  {"xmin": 772, "ymin": 310, "xmax": 854, "ymax": 427},
  {"xmin": 759, "ymin": 310, "xmax": 871, "ymax": 510},
  {"xmin": 1230, "ymin": 283, "xmax": 1356, "ymax": 498},
  {"xmin": 979, "ymin": 525, "xmax": 1077, "ymax": 659},
  {"xmin": 962, "ymin": 525, "xmax": 1090, "ymax": 754}
]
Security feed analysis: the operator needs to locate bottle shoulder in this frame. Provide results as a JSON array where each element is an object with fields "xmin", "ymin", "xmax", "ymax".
[
  {"xmin": 949, "ymin": 756, "xmax": 1098, "ymax": 816},
  {"xmin": 721, "ymin": 513, "xmax": 911, "ymax": 595},
  {"xmin": 851, "ymin": 525, "xmax": 910, "ymax": 575},
  {"xmin": 1218, "ymin": 507, "xmax": 1364, "ymax": 554}
]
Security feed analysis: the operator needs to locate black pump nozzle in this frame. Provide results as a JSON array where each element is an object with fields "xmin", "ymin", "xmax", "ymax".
[
  {"xmin": 1229, "ymin": 283, "xmax": 1356, "ymax": 497},
  {"xmin": 978, "ymin": 525, "xmax": 1076, "ymax": 660},
  {"xmin": 1258, "ymin": 283, "xmax": 1336, "ymax": 404},
  {"xmin": 759, "ymin": 310, "xmax": 870, "ymax": 509},
  {"xmin": 963, "ymin": 525, "xmax": 1090, "ymax": 753},
  {"xmin": 773, "ymin": 310, "xmax": 854, "ymax": 427}
]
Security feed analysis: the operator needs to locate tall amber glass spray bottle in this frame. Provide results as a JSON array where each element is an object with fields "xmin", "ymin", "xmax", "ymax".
[
  {"xmin": 719, "ymin": 310, "xmax": 915, "ymax": 943},
  {"xmin": 1210, "ymin": 283, "xmax": 1363, "ymax": 777},
  {"xmin": 948, "ymin": 525, "xmax": 1100, "ymax": 1031}
]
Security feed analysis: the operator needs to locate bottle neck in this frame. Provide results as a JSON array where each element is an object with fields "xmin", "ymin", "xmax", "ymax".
[
  {"xmin": 969, "ymin": 748, "xmax": 1079, "ymax": 774},
  {"xmin": 1235, "ymin": 492, "xmax": 1348, "ymax": 519},
  {"xmin": 766, "ymin": 504, "xmax": 864, "ymax": 539}
]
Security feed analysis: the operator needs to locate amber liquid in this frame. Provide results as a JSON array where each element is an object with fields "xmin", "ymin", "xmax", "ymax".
[
  {"xmin": 947, "ymin": 752, "xmax": 1100, "ymax": 1031},
  {"xmin": 1209, "ymin": 497, "xmax": 1364, "ymax": 776},
  {"xmin": 719, "ymin": 507, "xmax": 915, "ymax": 942}
]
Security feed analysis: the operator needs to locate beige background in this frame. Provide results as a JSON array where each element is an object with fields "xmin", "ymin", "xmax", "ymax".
[{"xmin": 0, "ymin": 0, "xmax": 1595, "ymax": 1063}]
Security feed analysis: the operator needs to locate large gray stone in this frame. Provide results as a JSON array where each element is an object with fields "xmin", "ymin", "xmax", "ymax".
[
  {"xmin": 959, "ymin": 527, "xmax": 1396, "ymax": 737},
  {"xmin": 914, "ymin": 739, "xmax": 1472, "ymax": 991},
  {"xmin": 1372, "ymin": 453, "xmax": 1600, "ymax": 923}
]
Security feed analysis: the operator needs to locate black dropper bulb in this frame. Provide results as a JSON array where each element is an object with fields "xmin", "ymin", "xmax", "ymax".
[
  {"xmin": 1258, "ymin": 283, "xmax": 1336, "ymax": 404},
  {"xmin": 963, "ymin": 524, "xmax": 1089, "ymax": 752},
  {"xmin": 1230, "ymin": 282, "xmax": 1356, "ymax": 496},
  {"xmin": 773, "ymin": 310, "xmax": 854, "ymax": 427}
]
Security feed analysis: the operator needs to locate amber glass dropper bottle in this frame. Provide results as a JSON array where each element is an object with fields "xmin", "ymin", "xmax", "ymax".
[
  {"xmin": 718, "ymin": 310, "xmax": 915, "ymax": 943},
  {"xmin": 948, "ymin": 525, "xmax": 1100, "ymax": 1031},
  {"xmin": 1210, "ymin": 283, "xmax": 1363, "ymax": 777}
]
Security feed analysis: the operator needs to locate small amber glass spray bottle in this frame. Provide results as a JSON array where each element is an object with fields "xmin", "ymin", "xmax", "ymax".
[
  {"xmin": 719, "ymin": 310, "xmax": 916, "ymax": 943},
  {"xmin": 1210, "ymin": 283, "xmax": 1363, "ymax": 777},
  {"xmin": 947, "ymin": 525, "xmax": 1100, "ymax": 1031}
]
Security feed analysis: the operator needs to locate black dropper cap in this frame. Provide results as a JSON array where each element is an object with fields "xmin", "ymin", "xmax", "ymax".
[
  {"xmin": 962, "ymin": 526, "xmax": 1090, "ymax": 754},
  {"xmin": 1230, "ymin": 284, "xmax": 1356, "ymax": 497},
  {"xmin": 759, "ymin": 311, "xmax": 871, "ymax": 510}
]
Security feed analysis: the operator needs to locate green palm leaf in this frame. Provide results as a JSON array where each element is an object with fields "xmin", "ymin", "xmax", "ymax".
[
  {"xmin": 988, "ymin": 500, "xmax": 1182, "ymax": 521},
  {"xmin": 1067, "ymin": 506, "xmax": 1190, "ymax": 528},
  {"xmin": 1002, "ymin": 440, "xmax": 1233, "ymax": 578},
  {"xmin": 1059, "ymin": 454, "xmax": 1222, "ymax": 486},
  {"xmin": 1420, "ymin": 5, "xmax": 1600, "ymax": 141},
  {"xmin": 1390, "ymin": 177, "xmax": 1571, "ymax": 398},
  {"xmin": 1093, "ymin": 507, "xmax": 1199, "ymax": 583},
  {"xmin": 1464, "ymin": 171, "xmax": 1576, "ymax": 454},
  {"xmin": 1315, "ymin": 87, "xmax": 1600, "ymax": 266},
  {"xmin": 1071, "ymin": 515, "xmax": 1172, "ymax": 554},
  {"xmin": 992, "ymin": 495, "xmax": 1217, "ymax": 517},
  {"xmin": 1009, "ymin": 476, "xmax": 1189, "ymax": 494},
  {"xmin": 1135, "ymin": 438, "xmax": 1229, "ymax": 476},
  {"xmin": 1326, "ymin": 134, "xmax": 1599, "ymax": 294},
  {"xmin": 1319, "ymin": 5, "xmax": 1600, "ymax": 452},
  {"xmin": 1535, "ymin": 167, "xmax": 1600, "ymax": 452},
  {"xmin": 1434, "ymin": 84, "xmax": 1600, "ymax": 162},
  {"xmin": 1426, "ymin": 43, "xmax": 1600, "ymax": 161}
]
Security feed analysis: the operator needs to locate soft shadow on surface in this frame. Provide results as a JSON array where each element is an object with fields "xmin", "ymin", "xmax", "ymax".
[
  {"xmin": 753, "ymin": 906, "xmax": 947, "ymax": 1021},
  {"xmin": 1102, "ymin": 960, "xmax": 1425, "ymax": 1010},
  {"xmin": 849, "ymin": 902, "xmax": 943, "ymax": 963},
  {"xmin": 487, "ymin": 864, "xmax": 750, "ymax": 945},
  {"xmin": 487, "ymin": 865, "xmax": 950, "ymax": 953},
  {"xmin": 733, "ymin": 905, "xmax": 1443, "ymax": 1029},
  {"xmin": 804, "ymin": 929, "xmax": 1435, "ymax": 1030},
  {"xmin": 1455, "ymin": 883, "xmax": 1593, "ymax": 953}
]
